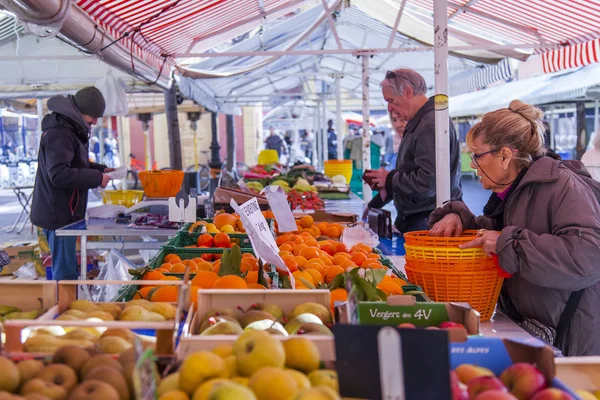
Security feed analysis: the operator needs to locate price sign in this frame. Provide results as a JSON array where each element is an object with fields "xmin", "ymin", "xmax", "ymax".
[
  {"xmin": 262, "ymin": 185, "xmax": 297, "ymax": 233},
  {"xmin": 132, "ymin": 342, "xmax": 158, "ymax": 400},
  {"xmin": 230, "ymin": 198, "xmax": 295, "ymax": 287}
]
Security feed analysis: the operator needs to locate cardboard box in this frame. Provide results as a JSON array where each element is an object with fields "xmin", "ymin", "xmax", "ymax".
[
  {"xmin": 555, "ymin": 356, "xmax": 600, "ymax": 393},
  {"xmin": 450, "ymin": 337, "xmax": 578, "ymax": 397},
  {"xmin": 177, "ymin": 289, "xmax": 335, "ymax": 360},
  {"xmin": 342, "ymin": 295, "xmax": 480, "ymax": 335},
  {"xmin": 1, "ymin": 242, "xmax": 38, "ymax": 276},
  {"xmin": 294, "ymin": 210, "xmax": 357, "ymax": 224},
  {"xmin": 213, "ymin": 187, "xmax": 269, "ymax": 207}
]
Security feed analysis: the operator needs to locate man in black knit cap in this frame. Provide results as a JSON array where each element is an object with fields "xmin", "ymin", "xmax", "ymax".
[{"xmin": 31, "ymin": 86, "xmax": 114, "ymax": 280}]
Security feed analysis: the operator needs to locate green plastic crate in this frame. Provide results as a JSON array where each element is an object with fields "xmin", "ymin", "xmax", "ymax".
[{"xmin": 166, "ymin": 230, "xmax": 252, "ymax": 249}]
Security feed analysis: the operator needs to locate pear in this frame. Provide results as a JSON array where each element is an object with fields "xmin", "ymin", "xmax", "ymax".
[
  {"xmin": 199, "ymin": 316, "xmax": 240, "ymax": 334},
  {"xmin": 285, "ymin": 313, "xmax": 323, "ymax": 335},
  {"xmin": 147, "ymin": 303, "xmax": 177, "ymax": 320},
  {"xmin": 69, "ymin": 300, "xmax": 100, "ymax": 313},
  {"xmin": 247, "ymin": 303, "xmax": 285, "ymax": 321},
  {"xmin": 96, "ymin": 336, "xmax": 133, "ymax": 354},
  {"xmin": 101, "ymin": 329, "xmax": 136, "ymax": 344},
  {"xmin": 62, "ymin": 328, "xmax": 100, "ymax": 341},
  {"xmin": 86, "ymin": 311, "xmax": 115, "ymax": 321},
  {"xmin": 289, "ymin": 302, "xmax": 332, "ymax": 325},
  {"xmin": 297, "ymin": 322, "xmax": 334, "ymax": 336},
  {"xmin": 0, "ymin": 356, "xmax": 20, "ymax": 393},
  {"xmin": 238, "ymin": 310, "xmax": 275, "ymax": 328},
  {"xmin": 201, "ymin": 321, "xmax": 244, "ymax": 336},
  {"xmin": 245, "ymin": 320, "xmax": 288, "ymax": 336},
  {"xmin": 62, "ymin": 310, "xmax": 89, "ymax": 319},
  {"xmin": 118, "ymin": 306, "xmax": 165, "ymax": 322},
  {"xmin": 96, "ymin": 303, "xmax": 122, "ymax": 319},
  {"xmin": 0, "ymin": 306, "xmax": 21, "ymax": 315},
  {"xmin": 200, "ymin": 309, "xmax": 241, "ymax": 324}
]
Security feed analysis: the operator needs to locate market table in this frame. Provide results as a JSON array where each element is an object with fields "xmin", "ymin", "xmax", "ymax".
[{"xmin": 56, "ymin": 218, "xmax": 178, "ymax": 282}]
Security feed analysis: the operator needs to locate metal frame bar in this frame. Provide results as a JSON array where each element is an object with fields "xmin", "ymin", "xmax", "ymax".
[
  {"xmin": 321, "ymin": 0, "xmax": 343, "ymax": 50},
  {"xmin": 174, "ymin": 43, "xmax": 554, "ymax": 58},
  {"xmin": 361, "ymin": 55, "xmax": 372, "ymax": 201},
  {"xmin": 387, "ymin": 0, "xmax": 407, "ymax": 49}
]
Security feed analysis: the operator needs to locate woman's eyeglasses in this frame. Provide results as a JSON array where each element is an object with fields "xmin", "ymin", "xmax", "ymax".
[{"xmin": 470, "ymin": 149, "xmax": 499, "ymax": 165}]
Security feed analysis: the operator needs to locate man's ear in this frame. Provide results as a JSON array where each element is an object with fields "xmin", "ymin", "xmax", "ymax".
[{"xmin": 404, "ymin": 85, "xmax": 414, "ymax": 98}]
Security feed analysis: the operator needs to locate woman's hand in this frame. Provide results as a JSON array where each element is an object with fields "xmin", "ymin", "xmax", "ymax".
[
  {"xmin": 460, "ymin": 230, "xmax": 500, "ymax": 256},
  {"xmin": 428, "ymin": 213, "xmax": 463, "ymax": 237}
]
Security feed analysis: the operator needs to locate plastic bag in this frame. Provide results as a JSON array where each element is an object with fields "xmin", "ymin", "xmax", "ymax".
[
  {"xmin": 108, "ymin": 165, "xmax": 127, "ymax": 180},
  {"xmin": 341, "ymin": 225, "xmax": 380, "ymax": 250},
  {"xmin": 13, "ymin": 262, "xmax": 38, "ymax": 280},
  {"xmin": 89, "ymin": 250, "xmax": 137, "ymax": 302},
  {"xmin": 88, "ymin": 204, "xmax": 127, "ymax": 219},
  {"xmin": 139, "ymin": 236, "xmax": 159, "ymax": 264}
]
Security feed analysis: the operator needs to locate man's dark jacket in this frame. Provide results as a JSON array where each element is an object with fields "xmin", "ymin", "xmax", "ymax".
[
  {"xmin": 31, "ymin": 95, "xmax": 106, "ymax": 230},
  {"xmin": 369, "ymin": 97, "xmax": 463, "ymax": 231}
]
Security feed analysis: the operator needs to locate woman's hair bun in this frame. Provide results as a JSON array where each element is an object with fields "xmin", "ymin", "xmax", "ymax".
[{"xmin": 508, "ymin": 99, "xmax": 544, "ymax": 123}]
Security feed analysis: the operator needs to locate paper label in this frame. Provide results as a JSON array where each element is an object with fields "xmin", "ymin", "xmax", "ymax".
[
  {"xmin": 230, "ymin": 198, "xmax": 295, "ymax": 287},
  {"xmin": 263, "ymin": 185, "xmax": 297, "ymax": 232}
]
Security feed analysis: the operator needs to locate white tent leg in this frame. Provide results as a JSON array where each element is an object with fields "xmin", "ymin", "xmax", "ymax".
[
  {"xmin": 312, "ymin": 105, "xmax": 318, "ymax": 167},
  {"xmin": 434, "ymin": 0, "xmax": 451, "ymax": 208},
  {"xmin": 594, "ymin": 100, "xmax": 599, "ymax": 135},
  {"xmin": 36, "ymin": 99, "xmax": 43, "ymax": 150},
  {"xmin": 322, "ymin": 92, "xmax": 328, "ymax": 167},
  {"xmin": 336, "ymin": 76, "xmax": 343, "ymax": 160},
  {"xmin": 362, "ymin": 55, "xmax": 372, "ymax": 202}
]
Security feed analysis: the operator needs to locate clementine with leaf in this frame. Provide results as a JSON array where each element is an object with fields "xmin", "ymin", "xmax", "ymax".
[{"xmin": 213, "ymin": 275, "xmax": 248, "ymax": 289}]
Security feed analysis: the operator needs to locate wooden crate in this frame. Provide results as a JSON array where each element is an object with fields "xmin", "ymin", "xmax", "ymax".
[
  {"xmin": 555, "ymin": 356, "xmax": 600, "ymax": 392},
  {"xmin": 3, "ymin": 280, "xmax": 190, "ymax": 356},
  {"xmin": 177, "ymin": 289, "xmax": 335, "ymax": 360},
  {"xmin": 0, "ymin": 280, "xmax": 56, "ymax": 312}
]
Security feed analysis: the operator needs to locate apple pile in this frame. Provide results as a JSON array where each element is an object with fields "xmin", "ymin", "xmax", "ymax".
[{"xmin": 452, "ymin": 363, "xmax": 575, "ymax": 400}]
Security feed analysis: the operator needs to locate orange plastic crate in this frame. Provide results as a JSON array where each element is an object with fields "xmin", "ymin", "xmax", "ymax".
[
  {"xmin": 403, "ymin": 230, "xmax": 480, "ymax": 247},
  {"xmin": 139, "ymin": 170, "xmax": 185, "ymax": 198}
]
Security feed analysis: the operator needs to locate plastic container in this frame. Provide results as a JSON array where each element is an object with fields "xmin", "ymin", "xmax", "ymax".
[
  {"xmin": 257, "ymin": 150, "xmax": 279, "ymax": 165},
  {"xmin": 324, "ymin": 160, "xmax": 353, "ymax": 184},
  {"xmin": 403, "ymin": 232, "xmax": 504, "ymax": 321},
  {"xmin": 102, "ymin": 190, "xmax": 144, "ymax": 207},
  {"xmin": 139, "ymin": 170, "xmax": 185, "ymax": 198}
]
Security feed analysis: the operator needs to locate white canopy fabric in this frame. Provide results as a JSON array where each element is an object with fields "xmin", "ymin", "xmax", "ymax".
[{"xmin": 449, "ymin": 62, "xmax": 600, "ymax": 118}]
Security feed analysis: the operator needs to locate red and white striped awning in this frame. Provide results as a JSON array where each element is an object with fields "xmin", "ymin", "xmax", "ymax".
[
  {"xmin": 76, "ymin": 0, "xmax": 312, "ymax": 77},
  {"xmin": 542, "ymin": 38, "xmax": 600, "ymax": 73}
]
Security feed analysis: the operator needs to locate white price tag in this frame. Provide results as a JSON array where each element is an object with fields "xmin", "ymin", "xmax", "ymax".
[
  {"xmin": 263, "ymin": 185, "xmax": 297, "ymax": 233},
  {"xmin": 230, "ymin": 198, "xmax": 295, "ymax": 287}
]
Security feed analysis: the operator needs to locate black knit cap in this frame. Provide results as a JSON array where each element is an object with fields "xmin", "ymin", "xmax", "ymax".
[{"xmin": 73, "ymin": 86, "xmax": 106, "ymax": 118}]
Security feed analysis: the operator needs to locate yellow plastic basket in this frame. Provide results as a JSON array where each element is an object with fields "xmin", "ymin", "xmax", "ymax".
[
  {"xmin": 405, "ymin": 258, "xmax": 503, "ymax": 321},
  {"xmin": 102, "ymin": 190, "xmax": 144, "ymax": 208},
  {"xmin": 404, "ymin": 244, "xmax": 486, "ymax": 261},
  {"xmin": 324, "ymin": 160, "xmax": 353, "ymax": 184},
  {"xmin": 258, "ymin": 150, "xmax": 279, "ymax": 165}
]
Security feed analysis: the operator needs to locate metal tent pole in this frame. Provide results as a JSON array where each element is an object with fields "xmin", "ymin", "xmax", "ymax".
[
  {"xmin": 312, "ymin": 106, "xmax": 318, "ymax": 167},
  {"xmin": 322, "ymin": 91, "xmax": 328, "ymax": 166},
  {"xmin": 36, "ymin": 99, "xmax": 43, "ymax": 151},
  {"xmin": 316, "ymin": 100, "xmax": 321, "ymax": 169},
  {"xmin": 361, "ymin": 55, "xmax": 372, "ymax": 202},
  {"xmin": 226, "ymin": 114, "xmax": 235, "ymax": 172},
  {"xmin": 336, "ymin": 76, "xmax": 343, "ymax": 160},
  {"xmin": 595, "ymin": 100, "xmax": 599, "ymax": 135},
  {"xmin": 20, "ymin": 116, "xmax": 26, "ymax": 157},
  {"xmin": 209, "ymin": 112, "xmax": 221, "ymax": 196},
  {"xmin": 433, "ymin": 0, "xmax": 451, "ymax": 207},
  {"xmin": 164, "ymin": 82, "xmax": 183, "ymax": 170}
]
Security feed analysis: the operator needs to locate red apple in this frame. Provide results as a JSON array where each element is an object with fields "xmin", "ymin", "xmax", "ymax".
[
  {"xmin": 450, "ymin": 371, "xmax": 469, "ymax": 400},
  {"xmin": 397, "ymin": 323, "xmax": 416, "ymax": 329},
  {"xmin": 531, "ymin": 388, "xmax": 574, "ymax": 400},
  {"xmin": 500, "ymin": 363, "xmax": 547, "ymax": 400},
  {"xmin": 475, "ymin": 390, "xmax": 519, "ymax": 400},
  {"xmin": 440, "ymin": 321, "xmax": 466, "ymax": 330},
  {"xmin": 468, "ymin": 376, "xmax": 508, "ymax": 399}
]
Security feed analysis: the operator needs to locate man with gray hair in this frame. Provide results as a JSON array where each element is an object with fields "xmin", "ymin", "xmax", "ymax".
[{"xmin": 365, "ymin": 68, "xmax": 462, "ymax": 233}]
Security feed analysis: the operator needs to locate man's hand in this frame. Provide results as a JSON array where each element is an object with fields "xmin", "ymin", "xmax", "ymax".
[
  {"xmin": 100, "ymin": 174, "xmax": 111, "ymax": 188},
  {"xmin": 460, "ymin": 230, "xmax": 500, "ymax": 257},
  {"xmin": 364, "ymin": 168, "xmax": 389, "ymax": 190},
  {"xmin": 104, "ymin": 167, "xmax": 116, "ymax": 173},
  {"xmin": 428, "ymin": 213, "xmax": 463, "ymax": 237}
]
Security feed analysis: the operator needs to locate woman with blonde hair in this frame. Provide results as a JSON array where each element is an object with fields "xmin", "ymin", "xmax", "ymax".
[{"xmin": 429, "ymin": 100, "xmax": 600, "ymax": 356}]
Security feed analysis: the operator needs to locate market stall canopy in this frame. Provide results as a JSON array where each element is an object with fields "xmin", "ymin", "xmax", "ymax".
[{"xmin": 449, "ymin": 62, "xmax": 600, "ymax": 118}]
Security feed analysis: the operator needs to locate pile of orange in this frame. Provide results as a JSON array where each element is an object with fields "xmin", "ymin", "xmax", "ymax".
[
  {"xmin": 193, "ymin": 232, "xmax": 232, "ymax": 249},
  {"xmin": 274, "ymin": 215, "xmax": 345, "ymax": 239}
]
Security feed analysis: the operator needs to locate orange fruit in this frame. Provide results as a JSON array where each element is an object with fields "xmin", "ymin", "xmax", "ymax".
[
  {"xmin": 164, "ymin": 254, "xmax": 181, "ymax": 264},
  {"xmin": 242, "ymin": 253, "xmax": 255, "ymax": 259},
  {"xmin": 190, "ymin": 285, "xmax": 199, "ymax": 306},
  {"xmin": 324, "ymin": 265, "xmax": 344, "ymax": 283},
  {"xmin": 338, "ymin": 258, "xmax": 357, "ymax": 269},
  {"xmin": 149, "ymin": 286, "xmax": 178, "ymax": 302},
  {"xmin": 213, "ymin": 253, "xmax": 222, "ymax": 260},
  {"xmin": 143, "ymin": 271, "xmax": 167, "ymax": 281},
  {"xmin": 191, "ymin": 271, "xmax": 219, "ymax": 288},
  {"xmin": 276, "ymin": 234, "xmax": 293, "ymax": 247},
  {"xmin": 154, "ymin": 268, "xmax": 170, "ymax": 273},
  {"xmin": 333, "ymin": 253, "xmax": 352, "ymax": 264},
  {"xmin": 279, "ymin": 243, "xmax": 294, "ymax": 253},
  {"xmin": 169, "ymin": 263, "xmax": 186, "ymax": 273},
  {"xmin": 303, "ymin": 238, "xmax": 319, "ymax": 248},
  {"xmin": 351, "ymin": 252, "xmax": 368, "ymax": 267},
  {"xmin": 299, "ymin": 247, "xmax": 321, "ymax": 260},
  {"xmin": 351, "ymin": 244, "xmax": 372, "ymax": 253},
  {"xmin": 318, "ymin": 255, "xmax": 333, "ymax": 266},
  {"xmin": 334, "ymin": 242, "xmax": 348, "ymax": 254},
  {"xmin": 304, "ymin": 269, "xmax": 323, "ymax": 286},
  {"xmin": 294, "ymin": 256, "xmax": 308, "ymax": 269},
  {"xmin": 362, "ymin": 260, "xmax": 385, "ymax": 269},
  {"xmin": 195, "ymin": 260, "xmax": 214, "ymax": 272},
  {"xmin": 213, "ymin": 275, "xmax": 248, "ymax": 289},
  {"xmin": 182, "ymin": 259, "xmax": 198, "ymax": 268},
  {"xmin": 159, "ymin": 263, "xmax": 172, "ymax": 270},
  {"xmin": 305, "ymin": 258, "xmax": 325, "ymax": 267},
  {"xmin": 192, "ymin": 257, "xmax": 204, "ymax": 265},
  {"xmin": 291, "ymin": 244, "xmax": 307, "ymax": 256},
  {"xmin": 299, "ymin": 215, "xmax": 314, "ymax": 228},
  {"xmin": 196, "ymin": 233, "xmax": 214, "ymax": 248},
  {"xmin": 245, "ymin": 271, "xmax": 259, "ymax": 284},
  {"xmin": 330, "ymin": 287, "xmax": 349, "ymax": 311},
  {"xmin": 163, "ymin": 276, "xmax": 180, "ymax": 281},
  {"xmin": 279, "ymin": 251, "xmax": 293, "ymax": 258},
  {"xmin": 316, "ymin": 222, "xmax": 329, "ymax": 232},
  {"xmin": 212, "ymin": 259, "xmax": 221, "ymax": 273},
  {"xmin": 377, "ymin": 281, "xmax": 404, "ymax": 295},
  {"xmin": 304, "ymin": 262, "xmax": 325, "ymax": 276},
  {"xmin": 247, "ymin": 283, "xmax": 267, "ymax": 289},
  {"xmin": 310, "ymin": 226, "xmax": 321, "ymax": 238},
  {"xmin": 288, "ymin": 235, "xmax": 305, "ymax": 245},
  {"xmin": 323, "ymin": 226, "xmax": 341, "ymax": 239},
  {"xmin": 214, "ymin": 233, "xmax": 231, "ymax": 248},
  {"xmin": 241, "ymin": 258, "xmax": 258, "ymax": 273},
  {"xmin": 320, "ymin": 243, "xmax": 335, "ymax": 256},
  {"xmin": 213, "ymin": 213, "xmax": 238, "ymax": 230},
  {"xmin": 199, "ymin": 252, "xmax": 213, "ymax": 262},
  {"xmin": 391, "ymin": 277, "xmax": 408, "ymax": 289},
  {"xmin": 367, "ymin": 253, "xmax": 381, "ymax": 260},
  {"xmin": 293, "ymin": 271, "xmax": 314, "ymax": 286},
  {"xmin": 133, "ymin": 286, "xmax": 156, "ymax": 299},
  {"xmin": 282, "ymin": 256, "xmax": 299, "ymax": 273}
]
